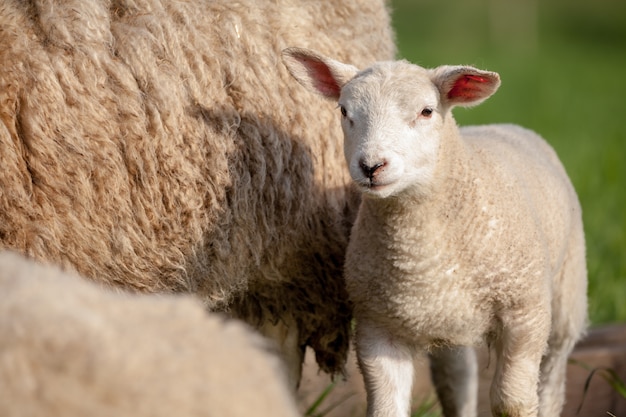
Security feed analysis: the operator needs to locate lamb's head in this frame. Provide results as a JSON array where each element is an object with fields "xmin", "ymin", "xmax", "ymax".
[{"xmin": 282, "ymin": 48, "xmax": 501, "ymax": 199}]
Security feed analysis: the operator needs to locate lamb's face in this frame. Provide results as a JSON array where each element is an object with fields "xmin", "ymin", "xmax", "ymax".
[
  {"xmin": 338, "ymin": 62, "xmax": 442, "ymax": 198},
  {"xmin": 282, "ymin": 48, "xmax": 500, "ymax": 199}
]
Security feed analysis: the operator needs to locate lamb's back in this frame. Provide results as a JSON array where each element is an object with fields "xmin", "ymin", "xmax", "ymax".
[{"xmin": 460, "ymin": 124, "xmax": 582, "ymax": 277}]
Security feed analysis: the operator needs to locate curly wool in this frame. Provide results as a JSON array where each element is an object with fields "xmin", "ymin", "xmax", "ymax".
[{"xmin": 0, "ymin": 0, "xmax": 395, "ymax": 376}]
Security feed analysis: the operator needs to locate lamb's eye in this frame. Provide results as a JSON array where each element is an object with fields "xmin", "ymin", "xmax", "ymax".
[
  {"xmin": 420, "ymin": 108, "xmax": 433, "ymax": 118},
  {"xmin": 340, "ymin": 106, "xmax": 347, "ymax": 117}
]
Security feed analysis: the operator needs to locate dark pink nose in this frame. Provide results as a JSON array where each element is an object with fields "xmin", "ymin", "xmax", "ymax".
[{"xmin": 359, "ymin": 159, "xmax": 387, "ymax": 181}]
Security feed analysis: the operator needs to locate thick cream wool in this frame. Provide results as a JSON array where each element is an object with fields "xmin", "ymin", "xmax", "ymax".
[
  {"xmin": 0, "ymin": 251, "xmax": 300, "ymax": 417},
  {"xmin": 0, "ymin": 0, "xmax": 395, "ymax": 380}
]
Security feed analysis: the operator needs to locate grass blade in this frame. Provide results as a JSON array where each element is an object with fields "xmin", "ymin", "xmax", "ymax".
[
  {"xmin": 305, "ymin": 382, "xmax": 336, "ymax": 417},
  {"xmin": 569, "ymin": 358, "xmax": 626, "ymax": 415}
]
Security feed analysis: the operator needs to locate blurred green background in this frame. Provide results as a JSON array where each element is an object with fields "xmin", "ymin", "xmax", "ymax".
[{"xmin": 391, "ymin": 0, "xmax": 626, "ymax": 325}]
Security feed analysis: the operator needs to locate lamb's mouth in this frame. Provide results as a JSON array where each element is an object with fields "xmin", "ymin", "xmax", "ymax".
[{"xmin": 356, "ymin": 179, "xmax": 392, "ymax": 194}]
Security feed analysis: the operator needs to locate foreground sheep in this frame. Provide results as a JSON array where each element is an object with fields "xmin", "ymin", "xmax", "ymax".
[
  {"xmin": 282, "ymin": 48, "xmax": 587, "ymax": 417},
  {"xmin": 0, "ymin": 251, "xmax": 299, "ymax": 417},
  {"xmin": 0, "ymin": 0, "xmax": 395, "ymax": 383}
]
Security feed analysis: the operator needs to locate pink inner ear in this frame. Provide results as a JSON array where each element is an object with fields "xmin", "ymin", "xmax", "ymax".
[
  {"xmin": 447, "ymin": 74, "xmax": 491, "ymax": 102},
  {"xmin": 304, "ymin": 58, "xmax": 342, "ymax": 98}
]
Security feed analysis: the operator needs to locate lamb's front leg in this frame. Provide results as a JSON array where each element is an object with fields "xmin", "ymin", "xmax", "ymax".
[
  {"xmin": 490, "ymin": 307, "xmax": 550, "ymax": 417},
  {"xmin": 356, "ymin": 322, "xmax": 415, "ymax": 417}
]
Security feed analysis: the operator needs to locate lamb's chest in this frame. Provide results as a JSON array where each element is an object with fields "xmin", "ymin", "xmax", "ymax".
[{"xmin": 346, "ymin": 260, "xmax": 492, "ymax": 347}]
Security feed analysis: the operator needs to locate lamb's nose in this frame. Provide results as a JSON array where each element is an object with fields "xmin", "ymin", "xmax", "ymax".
[{"xmin": 359, "ymin": 159, "xmax": 387, "ymax": 180}]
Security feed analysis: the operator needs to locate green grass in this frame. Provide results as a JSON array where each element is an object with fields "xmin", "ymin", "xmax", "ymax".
[
  {"xmin": 391, "ymin": 0, "xmax": 626, "ymax": 325},
  {"xmin": 411, "ymin": 395, "xmax": 441, "ymax": 417},
  {"xmin": 569, "ymin": 358, "xmax": 626, "ymax": 414}
]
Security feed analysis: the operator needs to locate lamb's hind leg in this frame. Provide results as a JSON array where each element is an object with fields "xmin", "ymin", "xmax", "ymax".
[
  {"xmin": 536, "ymin": 333, "xmax": 577, "ymax": 417},
  {"xmin": 356, "ymin": 322, "xmax": 414, "ymax": 417},
  {"xmin": 538, "ymin": 239, "xmax": 587, "ymax": 417},
  {"xmin": 429, "ymin": 345, "xmax": 478, "ymax": 417}
]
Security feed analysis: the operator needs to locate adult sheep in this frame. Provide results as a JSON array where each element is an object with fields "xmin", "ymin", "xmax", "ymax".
[
  {"xmin": 0, "ymin": 251, "xmax": 299, "ymax": 417},
  {"xmin": 282, "ymin": 48, "xmax": 587, "ymax": 417},
  {"xmin": 0, "ymin": 0, "xmax": 395, "ymax": 384}
]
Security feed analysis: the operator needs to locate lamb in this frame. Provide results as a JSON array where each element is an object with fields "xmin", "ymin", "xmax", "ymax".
[
  {"xmin": 282, "ymin": 48, "xmax": 587, "ymax": 417},
  {"xmin": 0, "ymin": 0, "xmax": 395, "ymax": 385},
  {"xmin": 0, "ymin": 251, "xmax": 300, "ymax": 417}
]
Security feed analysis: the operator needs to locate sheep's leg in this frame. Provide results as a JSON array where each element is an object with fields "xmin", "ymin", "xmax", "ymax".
[
  {"xmin": 429, "ymin": 345, "xmax": 478, "ymax": 417},
  {"xmin": 537, "ymin": 328, "xmax": 585, "ymax": 417},
  {"xmin": 356, "ymin": 322, "xmax": 414, "ymax": 417},
  {"xmin": 536, "ymin": 309, "xmax": 585, "ymax": 415},
  {"xmin": 538, "ymin": 237, "xmax": 587, "ymax": 416},
  {"xmin": 537, "ymin": 283, "xmax": 584, "ymax": 416},
  {"xmin": 536, "ymin": 335, "xmax": 575, "ymax": 417},
  {"xmin": 490, "ymin": 310, "xmax": 550, "ymax": 417}
]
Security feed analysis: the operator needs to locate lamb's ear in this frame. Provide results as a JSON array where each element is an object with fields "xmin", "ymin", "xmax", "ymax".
[
  {"xmin": 282, "ymin": 47, "xmax": 358, "ymax": 100},
  {"xmin": 431, "ymin": 65, "xmax": 501, "ymax": 108}
]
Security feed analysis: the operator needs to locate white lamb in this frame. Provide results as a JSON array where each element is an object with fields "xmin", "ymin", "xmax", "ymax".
[{"xmin": 282, "ymin": 48, "xmax": 587, "ymax": 417}]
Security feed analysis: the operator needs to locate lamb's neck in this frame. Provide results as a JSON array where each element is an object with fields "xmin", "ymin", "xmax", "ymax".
[{"xmin": 433, "ymin": 121, "xmax": 476, "ymax": 222}]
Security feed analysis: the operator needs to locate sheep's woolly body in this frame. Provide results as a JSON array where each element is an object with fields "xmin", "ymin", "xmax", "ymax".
[
  {"xmin": 344, "ymin": 84, "xmax": 587, "ymax": 417},
  {"xmin": 348, "ymin": 122, "xmax": 587, "ymax": 417},
  {"xmin": 0, "ymin": 0, "xmax": 395, "ymax": 377},
  {"xmin": 350, "ymin": 123, "xmax": 585, "ymax": 349},
  {"xmin": 0, "ymin": 251, "xmax": 299, "ymax": 417},
  {"xmin": 281, "ymin": 52, "xmax": 587, "ymax": 417}
]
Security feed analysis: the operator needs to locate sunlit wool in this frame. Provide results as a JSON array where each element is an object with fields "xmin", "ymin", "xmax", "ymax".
[{"xmin": 0, "ymin": 0, "xmax": 395, "ymax": 383}]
